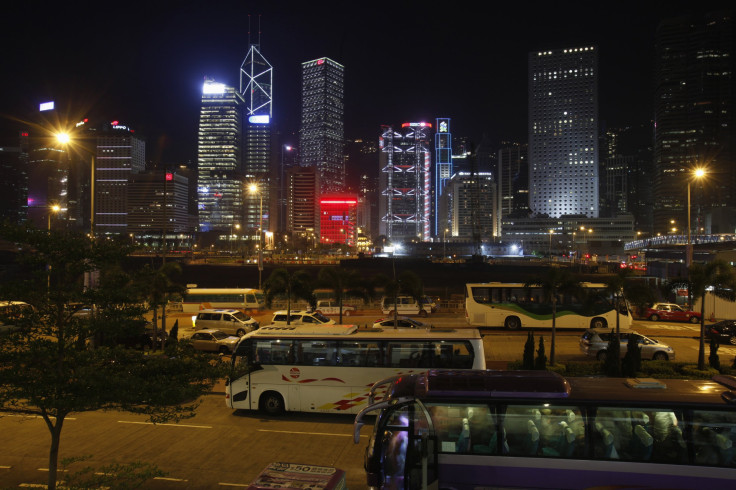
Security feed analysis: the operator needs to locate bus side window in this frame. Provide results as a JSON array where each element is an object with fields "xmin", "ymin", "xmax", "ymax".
[
  {"xmin": 246, "ymin": 294, "xmax": 255, "ymax": 304},
  {"xmin": 688, "ymin": 409, "xmax": 736, "ymax": 467}
]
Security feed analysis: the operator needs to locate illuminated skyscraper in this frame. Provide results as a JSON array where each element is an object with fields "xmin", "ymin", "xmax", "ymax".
[
  {"xmin": 654, "ymin": 12, "xmax": 735, "ymax": 234},
  {"xmin": 434, "ymin": 118, "xmax": 452, "ymax": 237},
  {"xmin": 300, "ymin": 57, "xmax": 345, "ymax": 194},
  {"xmin": 529, "ymin": 46, "xmax": 599, "ymax": 218},
  {"xmin": 94, "ymin": 123, "xmax": 145, "ymax": 235},
  {"xmin": 378, "ymin": 123, "xmax": 432, "ymax": 241},
  {"xmin": 197, "ymin": 78, "xmax": 244, "ymax": 232},
  {"xmin": 240, "ymin": 41, "xmax": 273, "ymax": 234}
]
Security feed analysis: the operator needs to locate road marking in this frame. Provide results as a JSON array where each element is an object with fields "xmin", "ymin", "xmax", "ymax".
[
  {"xmin": 154, "ymin": 477, "xmax": 188, "ymax": 482},
  {"xmin": 117, "ymin": 421, "xmax": 212, "ymax": 429},
  {"xmin": 36, "ymin": 468, "xmax": 68, "ymax": 472},
  {"xmin": 0, "ymin": 465, "xmax": 11, "ymax": 469},
  {"xmin": 1, "ymin": 414, "xmax": 76, "ymax": 420},
  {"xmin": 19, "ymin": 484, "xmax": 47, "ymax": 488},
  {"xmin": 257, "ymin": 428, "xmax": 366, "ymax": 437},
  {"xmin": 219, "ymin": 483, "xmax": 249, "ymax": 487}
]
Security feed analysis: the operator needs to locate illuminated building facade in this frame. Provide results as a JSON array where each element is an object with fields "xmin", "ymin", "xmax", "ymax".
[
  {"xmin": 319, "ymin": 195, "xmax": 357, "ymax": 246},
  {"xmin": 448, "ymin": 171, "xmax": 496, "ymax": 238},
  {"xmin": 128, "ymin": 171, "xmax": 191, "ymax": 247},
  {"xmin": 529, "ymin": 46, "xmax": 599, "ymax": 218},
  {"xmin": 654, "ymin": 12, "xmax": 735, "ymax": 234},
  {"xmin": 378, "ymin": 123, "xmax": 432, "ymax": 241},
  {"xmin": 240, "ymin": 42, "xmax": 273, "ymax": 234},
  {"xmin": 94, "ymin": 123, "xmax": 145, "ymax": 235},
  {"xmin": 497, "ymin": 142, "xmax": 529, "ymax": 233},
  {"xmin": 23, "ymin": 131, "xmax": 69, "ymax": 229},
  {"xmin": 197, "ymin": 78, "xmax": 244, "ymax": 232},
  {"xmin": 0, "ymin": 139, "xmax": 28, "ymax": 224},
  {"xmin": 434, "ymin": 118, "xmax": 452, "ymax": 237},
  {"xmin": 300, "ymin": 57, "xmax": 345, "ymax": 193},
  {"xmin": 286, "ymin": 165, "xmax": 319, "ymax": 236}
]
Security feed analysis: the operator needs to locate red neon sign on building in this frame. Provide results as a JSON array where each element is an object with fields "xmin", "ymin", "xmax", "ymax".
[{"xmin": 319, "ymin": 195, "xmax": 358, "ymax": 247}]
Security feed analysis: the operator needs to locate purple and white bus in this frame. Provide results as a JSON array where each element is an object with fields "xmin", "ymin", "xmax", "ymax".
[{"xmin": 353, "ymin": 370, "xmax": 736, "ymax": 489}]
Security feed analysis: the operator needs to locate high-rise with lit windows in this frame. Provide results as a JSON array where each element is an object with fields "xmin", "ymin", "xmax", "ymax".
[
  {"xmin": 299, "ymin": 57, "xmax": 345, "ymax": 194},
  {"xmin": 654, "ymin": 12, "xmax": 735, "ymax": 234},
  {"xmin": 240, "ymin": 41, "xmax": 273, "ymax": 234},
  {"xmin": 529, "ymin": 46, "xmax": 599, "ymax": 218},
  {"xmin": 197, "ymin": 78, "xmax": 244, "ymax": 232}
]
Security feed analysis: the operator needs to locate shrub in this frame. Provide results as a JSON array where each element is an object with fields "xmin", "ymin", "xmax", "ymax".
[
  {"xmin": 534, "ymin": 336, "xmax": 547, "ymax": 370},
  {"xmin": 522, "ymin": 331, "xmax": 535, "ymax": 370},
  {"xmin": 622, "ymin": 334, "xmax": 642, "ymax": 377},
  {"xmin": 603, "ymin": 331, "xmax": 622, "ymax": 377},
  {"xmin": 709, "ymin": 337, "xmax": 721, "ymax": 371}
]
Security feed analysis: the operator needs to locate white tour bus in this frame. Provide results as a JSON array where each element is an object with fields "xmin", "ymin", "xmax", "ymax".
[
  {"xmin": 466, "ymin": 282, "xmax": 631, "ymax": 330},
  {"xmin": 226, "ymin": 324, "xmax": 485, "ymax": 415},
  {"xmin": 181, "ymin": 287, "xmax": 265, "ymax": 313}
]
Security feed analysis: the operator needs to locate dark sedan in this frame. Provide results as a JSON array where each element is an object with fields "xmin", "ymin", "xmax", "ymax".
[{"xmin": 707, "ymin": 320, "xmax": 736, "ymax": 345}]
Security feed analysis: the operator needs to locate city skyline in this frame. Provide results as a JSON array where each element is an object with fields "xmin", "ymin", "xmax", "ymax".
[{"xmin": 2, "ymin": 1, "xmax": 732, "ymax": 166}]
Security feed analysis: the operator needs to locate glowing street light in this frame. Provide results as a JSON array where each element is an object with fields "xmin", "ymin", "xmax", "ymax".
[{"xmin": 48, "ymin": 204, "xmax": 61, "ymax": 231}]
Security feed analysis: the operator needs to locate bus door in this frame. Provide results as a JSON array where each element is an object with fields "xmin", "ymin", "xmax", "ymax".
[{"xmin": 378, "ymin": 401, "xmax": 438, "ymax": 490}]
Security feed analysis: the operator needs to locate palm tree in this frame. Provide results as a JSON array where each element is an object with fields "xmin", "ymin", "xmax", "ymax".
[
  {"xmin": 263, "ymin": 268, "xmax": 314, "ymax": 324},
  {"xmin": 525, "ymin": 266, "xmax": 582, "ymax": 365},
  {"xmin": 689, "ymin": 260, "xmax": 736, "ymax": 369},
  {"xmin": 135, "ymin": 262, "xmax": 184, "ymax": 350},
  {"xmin": 317, "ymin": 268, "xmax": 368, "ymax": 324},
  {"xmin": 373, "ymin": 270, "xmax": 424, "ymax": 327}
]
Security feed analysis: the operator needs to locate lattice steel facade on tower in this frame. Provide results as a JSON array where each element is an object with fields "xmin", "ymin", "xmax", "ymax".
[
  {"xmin": 378, "ymin": 123, "xmax": 432, "ymax": 241},
  {"xmin": 300, "ymin": 57, "xmax": 345, "ymax": 194},
  {"xmin": 197, "ymin": 78, "xmax": 244, "ymax": 232},
  {"xmin": 529, "ymin": 46, "xmax": 599, "ymax": 218},
  {"xmin": 240, "ymin": 43, "xmax": 273, "ymax": 234}
]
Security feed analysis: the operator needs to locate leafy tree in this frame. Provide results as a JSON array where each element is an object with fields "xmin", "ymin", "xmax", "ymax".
[
  {"xmin": 523, "ymin": 331, "xmax": 535, "ymax": 369},
  {"xmin": 709, "ymin": 336, "xmax": 721, "ymax": 371},
  {"xmin": 534, "ymin": 336, "xmax": 547, "ymax": 370},
  {"xmin": 525, "ymin": 266, "xmax": 582, "ymax": 365},
  {"xmin": 0, "ymin": 224, "xmax": 221, "ymax": 490},
  {"xmin": 317, "ymin": 267, "xmax": 369, "ymax": 324},
  {"xmin": 263, "ymin": 268, "xmax": 315, "ymax": 323},
  {"xmin": 603, "ymin": 331, "xmax": 622, "ymax": 377},
  {"xmin": 688, "ymin": 260, "xmax": 736, "ymax": 369},
  {"xmin": 134, "ymin": 262, "xmax": 185, "ymax": 350},
  {"xmin": 622, "ymin": 334, "xmax": 642, "ymax": 377},
  {"xmin": 373, "ymin": 270, "xmax": 424, "ymax": 327}
]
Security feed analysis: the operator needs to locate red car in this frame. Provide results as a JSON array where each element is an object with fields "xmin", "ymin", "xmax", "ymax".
[{"xmin": 645, "ymin": 303, "xmax": 701, "ymax": 323}]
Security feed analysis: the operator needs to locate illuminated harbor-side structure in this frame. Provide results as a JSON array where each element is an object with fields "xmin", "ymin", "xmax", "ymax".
[
  {"xmin": 434, "ymin": 117, "xmax": 452, "ymax": 237},
  {"xmin": 240, "ymin": 41, "xmax": 273, "ymax": 234},
  {"xmin": 529, "ymin": 46, "xmax": 599, "ymax": 218},
  {"xmin": 300, "ymin": 57, "xmax": 345, "ymax": 194},
  {"xmin": 378, "ymin": 122, "xmax": 432, "ymax": 241},
  {"xmin": 319, "ymin": 195, "xmax": 357, "ymax": 246},
  {"xmin": 197, "ymin": 78, "xmax": 244, "ymax": 232}
]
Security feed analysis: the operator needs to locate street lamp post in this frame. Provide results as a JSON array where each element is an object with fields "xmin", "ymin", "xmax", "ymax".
[
  {"xmin": 249, "ymin": 183, "xmax": 264, "ymax": 289},
  {"xmin": 687, "ymin": 168, "xmax": 706, "ymax": 268},
  {"xmin": 48, "ymin": 204, "xmax": 61, "ymax": 231},
  {"xmin": 548, "ymin": 229, "xmax": 554, "ymax": 262}
]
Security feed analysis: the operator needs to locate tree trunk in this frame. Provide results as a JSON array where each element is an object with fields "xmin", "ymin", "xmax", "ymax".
[
  {"xmin": 161, "ymin": 300, "xmax": 167, "ymax": 350},
  {"xmin": 152, "ymin": 305, "xmax": 158, "ymax": 351},
  {"xmin": 550, "ymin": 297, "xmax": 557, "ymax": 365},
  {"xmin": 44, "ymin": 415, "xmax": 65, "ymax": 490},
  {"xmin": 698, "ymin": 296, "xmax": 706, "ymax": 370}
]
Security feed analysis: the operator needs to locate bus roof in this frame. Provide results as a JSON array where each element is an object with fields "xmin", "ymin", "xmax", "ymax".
[
  {"xmin": 467, "ymin": 282, "xmax": 607, "ymax": 288},
  {"xmin": 244, "ymin": 325, "xmax": 482, "ymax": 340},
  {"xmin": 185, "ymin": 288, "xmax": 262, "ymax": 293},
  {"xmin": 387, "ymin": 370, "xmax": 736, "ymax": 407}
]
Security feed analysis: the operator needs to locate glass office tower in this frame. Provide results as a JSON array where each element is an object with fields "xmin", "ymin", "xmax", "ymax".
[
  {"xmin": 528, "ymin": 46, "xmax": 599, "ymax": 218},
  {"xmin": 300, "ymin": 57, "xmax": 345, "ymax": 194},
  {"xmin": 197, "ymin": 78, "xmax": 244, "ymax": 232}
]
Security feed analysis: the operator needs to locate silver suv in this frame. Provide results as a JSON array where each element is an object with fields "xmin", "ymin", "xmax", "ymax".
[
  {"xmin": 193, "ymin": 309, "xmax": 259, "ymax": 336},
  {"xmin": 270, "ymin": 310, "xmax": 336, "ymax": 326},
  {"xmin": 579, "ymin": 329, "xmax": 675, "ymax": 361}
]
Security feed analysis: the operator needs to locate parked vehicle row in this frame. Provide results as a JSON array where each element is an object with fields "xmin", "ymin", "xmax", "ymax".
[{"xmin": 579, "ymin": 328, "xmax": 676, "ymax": 361}]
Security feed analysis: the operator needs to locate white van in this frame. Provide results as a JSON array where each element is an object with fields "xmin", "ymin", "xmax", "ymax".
[
  {"xmin": 313, "ymin": 300, "xmax": 356, "ymax": 316},
  {"xmin": 193, "ymin": 309, "xmax": 259, "ymax": 336},
  {"xmin": 381, "ymin": 296, "xmax": 432, "ymax": 317}
]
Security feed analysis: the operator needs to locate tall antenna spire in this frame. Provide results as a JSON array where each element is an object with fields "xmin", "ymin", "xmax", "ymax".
[{"xmin": 258, "ymin": 14, "xmax": 262, "ymax": 48}]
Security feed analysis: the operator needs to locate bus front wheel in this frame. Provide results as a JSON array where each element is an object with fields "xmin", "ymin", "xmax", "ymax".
[
  {"xmin": 260, "ymin": 391, "xmax": 285, "ymax": 415},
  {"xmin": 590, "ymin": 318, "xmax": 607, "ymax": 329},
  {"xmin": 504, "ymin": 316, "xmax": 521, "ymax": 330}
]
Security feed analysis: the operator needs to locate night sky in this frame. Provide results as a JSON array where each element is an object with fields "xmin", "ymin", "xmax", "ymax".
[{"xmin": 1, "ymin": 1, "xmax": 732, "ymax": 166}]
